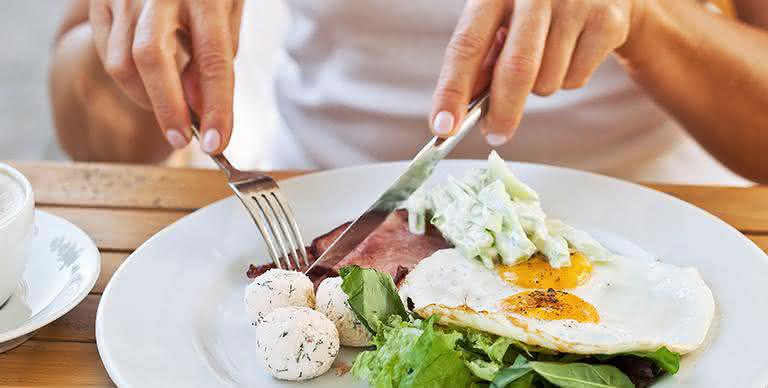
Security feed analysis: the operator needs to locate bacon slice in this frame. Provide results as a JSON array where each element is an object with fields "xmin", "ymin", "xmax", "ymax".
[{"xmin": 246, "ymin": 209, "xmax": 449, "ymax": 283}]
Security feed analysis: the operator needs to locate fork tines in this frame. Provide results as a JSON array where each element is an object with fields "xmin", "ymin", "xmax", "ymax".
[{"xmin": 237, "ymin": 189, "xmax": 309, "ymax": 271}]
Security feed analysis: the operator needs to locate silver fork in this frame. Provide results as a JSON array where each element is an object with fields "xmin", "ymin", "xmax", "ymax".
[{"xmin": 189, "ymin": 123, "xmax": 309, "ymax": 271}]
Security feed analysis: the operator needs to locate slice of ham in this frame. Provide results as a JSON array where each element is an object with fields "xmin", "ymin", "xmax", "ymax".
[
  {"xmin": 331, "ymin": 210, "xmax": 450, "ymax": 277},
  {"xmin": 247, "ymin": 209, "xmax": 450, "ymax": 284}
]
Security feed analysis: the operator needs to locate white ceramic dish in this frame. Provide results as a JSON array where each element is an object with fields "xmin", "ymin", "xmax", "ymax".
[
  {"xmin": 0, "ymin": 163, "xmax": 35, "ymax": 306},
  {"xmin": 96, "ymin": 161, "xmax": 768, "ymax": 387},
  {"xmin": 0, "ymin": 210, "xmax": 101, "ymax": 352}
]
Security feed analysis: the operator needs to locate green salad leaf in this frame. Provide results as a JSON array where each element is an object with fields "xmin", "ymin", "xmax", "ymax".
[
  {"xmin": 595, "ymin": 347, "xmax": 680, "ymax": 374},
  {"xmin": 339, "ymin": 265, "xmax": 409, "ymax": 334},
  {"xmin": 492, "ymin": 357, "xmax": 634, "ymax": 388},
  {"xmin": 491, "ymin": 355, "xmax": 534, "ymax": 388},
  {"xmin": 351, "ymin": 316, "xmax": 476, "ymax": 388},
  {"xmin": 339, "ymin": 266, "xmax": 681, "ymax": 388},
  {"xmin": 528, "ymin": 362, "xmax": 634, "ymax": 388}
]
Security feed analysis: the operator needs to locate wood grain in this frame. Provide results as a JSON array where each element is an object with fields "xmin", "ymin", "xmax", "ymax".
[
  {"xmin": 35, "ymin": 295, "xmax": 99, "ymax": 343},
  {"xmin": 0, "ymin": 341, "xmax": 113, "ymax": 387},
  {"xmin": 10, "ymin": 162, "xmax": 768, "ymax": 232},
  {"xmin": 9, "ymin": 161, "xmax": 302, "ymax": 210},
  {"xmin": 650, "ymin": 184, "xmax": 768, "ymax": 232},
  {"xmin": 40, "ymin": 207, "xmax": 189, "ymax": 251},
  {"xmin": 748, "ymin": 235, "xmax": 768, "ymax": 253},
  {"xmin": 94, "ymin": 252, "xmax": 130, "ymax": 294}
]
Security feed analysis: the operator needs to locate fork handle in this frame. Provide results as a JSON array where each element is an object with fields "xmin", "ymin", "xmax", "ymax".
[{"xmin": 189, "ymin": 111, "xmax": 239, "ymax": 177}]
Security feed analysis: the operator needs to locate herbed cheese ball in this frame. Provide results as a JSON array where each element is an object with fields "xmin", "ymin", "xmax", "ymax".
[
  {"xmin": 255, "ymin": 306, "xmax": 340, "ymax": 381},
  {"xmin": 244, "ymin": 269, "xmax": 315, "ymax": 325},
  {"xmin": 316, "ymin": 277, "xmax": 372, "ymax": 347}
]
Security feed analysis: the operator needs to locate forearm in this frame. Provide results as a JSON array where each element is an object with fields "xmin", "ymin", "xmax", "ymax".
[
  {"xmin": 617, "ymin": 0, "xmax": 768, "ymax": 183},
  {"xmin": 49, "ymin": 23, "xmax": 172, "ymax": 163}
]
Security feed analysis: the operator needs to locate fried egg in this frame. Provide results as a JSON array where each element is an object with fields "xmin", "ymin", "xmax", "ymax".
[{"xmin": 399, "ymin": 248, "xmax": 715, "ymax": 355}]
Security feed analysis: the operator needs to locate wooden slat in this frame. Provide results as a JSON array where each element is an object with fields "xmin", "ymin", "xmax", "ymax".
[
  {"xmin": 35, "ymin": 295, "xmax": 99, "ymax": 343},
  {"xmin": 8, "ymin": 161, "xmax": 303, "ymax": 210},
  {"xmin": 0, "ymin": 340, "xmax": 113, "ymax": 387},
  {"xmin": 650, "ymin": 184, "xmax": 768, "ymax": 232},
  {"xmin": 748, "ymin": 235, "xmax": 768, "ymax": 254},
  {"xmin": 94, "ymin": 252, "xmax": 130, "ymax": 294},
  {"xmin": 40, "ymin": 207, "xmax": 189, "ymax": 251}
]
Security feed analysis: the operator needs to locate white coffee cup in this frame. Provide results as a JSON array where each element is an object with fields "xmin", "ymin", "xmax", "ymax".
[{"xmin": 0, "ymin": 164, "xmax": 34, "ymax": 306}]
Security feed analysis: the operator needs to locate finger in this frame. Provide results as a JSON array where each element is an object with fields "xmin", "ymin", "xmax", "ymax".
[
  {"xmin": 189, "ymin": 2, "xmax": 235, "ymax": 154},
  {"xmin": 182, "ymin": 60, "xmax": 202, "ymax": 113},
  {"xmin": 431, "ymin": 0, "xmax": 508, "ymax": 137},
  {"xmin": 89, "ymin": 0, "xmax": 113, "ymax": 64},
  {"xmin": 132, "ymin": 1, "xmax": 191, "ymax": 149},
  {"xmin": 473, "ymin": 27, "xmax": 508, "ymax": 98},
  {"xmin": 563, "ymin": 6, "xmax": 630, "ymax": 89},
  {"xmin": 104, "ymin": 0, "xmax": 152, "ymax": 108},
  {"xmin": 230, "ymin": 0, "xmax": 245, "ymax": 55},
  {"xmin": 485, "ymin": 0, "xmax": 551, "ymax": 145},
  {"xmin": 532, "ymin": 4, "xmax": 587, "ymax": 96}
]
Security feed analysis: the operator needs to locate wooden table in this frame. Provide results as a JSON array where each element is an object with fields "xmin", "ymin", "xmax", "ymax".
[{"xmin": 0, "ymin": 162, "xmax": 766, "ymax": 386}]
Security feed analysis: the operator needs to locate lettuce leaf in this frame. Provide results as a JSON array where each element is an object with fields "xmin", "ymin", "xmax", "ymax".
[
  {"xmin": 351, "ymin": 316, "xmax": 476, "ymax": 388},
  {"xmin": 339, "ymin": 266, "xmax": 680, "ymax": 388}
]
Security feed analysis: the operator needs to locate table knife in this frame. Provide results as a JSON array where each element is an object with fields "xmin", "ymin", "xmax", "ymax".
[{"xmin": 305, "ymin": 92, "xmax": 490, "ymax": 278}]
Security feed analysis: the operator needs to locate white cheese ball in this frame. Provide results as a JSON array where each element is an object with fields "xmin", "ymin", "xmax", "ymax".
[
  {"xmin": 244, "ymin": 269, "xmax": 315, "ymax": 325},
  {"xmin": 316, "ymin": 277, "xmax": 372, "ymax": 347},
  {"xmin": 255, "ymin": 306, "xmax": 340, "ymax": 381}
]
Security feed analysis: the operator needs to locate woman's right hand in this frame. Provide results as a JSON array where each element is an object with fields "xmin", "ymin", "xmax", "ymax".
[{"xmin": 88, "ymin": 0, "xmax": 244, "ymax": 154}]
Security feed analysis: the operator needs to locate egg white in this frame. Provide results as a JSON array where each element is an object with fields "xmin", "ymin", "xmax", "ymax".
[{"xmin": 399, "ymin": 248, "xmax": 715, "ymax": 355}]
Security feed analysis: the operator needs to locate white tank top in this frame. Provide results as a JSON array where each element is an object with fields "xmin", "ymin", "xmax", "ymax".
[{"xmin": 224, "ymin": 0, "xmax": 748, "ymax": 185}]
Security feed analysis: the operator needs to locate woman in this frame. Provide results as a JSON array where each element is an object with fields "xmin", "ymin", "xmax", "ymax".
[{"xmin": 50, "ymin": 0, "xmax": 768, "ymax": 184}]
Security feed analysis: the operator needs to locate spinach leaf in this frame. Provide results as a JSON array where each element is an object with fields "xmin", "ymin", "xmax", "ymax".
[
  {"xmin": 506, "ymin": 373, "xmax": 535, "ymax": 388},
  {"xmin": 529, "ymin": 361, "xmax": 634, "ymax": 388},
  {"xmin": 491, "ymin": 355, "xmax": 534, "ymax": 388},
  {"xmin": 595, "ymin": 347, "xmax": 680, "ymax": 374},
  {"xmin": 618, "ymin": 348, "xmax": 680, "ymax": 374},
  {"xmin": 339, "ymin": 265, "xmax": 409, "ymax": 334}
]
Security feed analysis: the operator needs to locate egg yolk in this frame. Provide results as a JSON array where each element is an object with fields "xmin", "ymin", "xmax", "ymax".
[
  {"xmin": 502, "ymin": 289, "xmax": 600, "ymax": 323},
  {"xmin": 497, "ymin": 252, "xmax": 592, "ymax": 289}
]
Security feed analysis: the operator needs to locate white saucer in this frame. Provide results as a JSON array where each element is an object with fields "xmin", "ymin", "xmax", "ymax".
[{"xmin": 0, "ymin": 210, "xmax": 100, "ymax": 352}]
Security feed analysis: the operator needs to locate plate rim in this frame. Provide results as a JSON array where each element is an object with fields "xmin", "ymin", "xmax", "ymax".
[
  {"xmin": 95, "ymin": 160, "xmax": 768, "ymax": 386},
  {"xmin": 0, "ymin": 209, "xmax": 102, "ymax": 343}
]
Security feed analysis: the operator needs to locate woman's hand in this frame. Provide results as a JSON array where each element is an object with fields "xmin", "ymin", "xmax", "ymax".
[
  {"xmin": 88, "ymin": 0, "xmax": 244, "ymax": 154},
  {"xmin": 431, "ymin": 0, "xmax": 642, "ymax": 145}
]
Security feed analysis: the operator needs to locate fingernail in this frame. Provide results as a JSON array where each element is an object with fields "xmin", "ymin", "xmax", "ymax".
[
  {"xmin": 201, "ymin": 129, "xmax": 221, "ymax": 154},
  {"xmin": 432, "ymin": 111, "xmax": 455, "ymax": 136},
  {"xmin": 485, "ymin": 133, "xmax": 509, "ymax": 147},
  {"xmin": 165, "ymin": 129, "xmax": 188, "ymax": 149}
]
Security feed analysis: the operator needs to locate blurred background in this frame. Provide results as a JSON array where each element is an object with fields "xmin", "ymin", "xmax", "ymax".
[
  {"xmin": 1, "ymin": 2, "xmax": 69, "ymax": 161},
  {"xmin": 0, "ymin": 1, "xmax": 289, "ymax": 169}
]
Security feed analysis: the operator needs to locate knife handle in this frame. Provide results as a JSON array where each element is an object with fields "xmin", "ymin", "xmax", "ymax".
[{"xmin": 432, "ymin": 90, "xmax": 490, "ymax": 154}]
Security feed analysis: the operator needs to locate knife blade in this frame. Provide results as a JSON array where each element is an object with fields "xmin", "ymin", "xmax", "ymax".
[{"xmin": 305, "ymin": 92, "xmax": 490, "ymax": 278}]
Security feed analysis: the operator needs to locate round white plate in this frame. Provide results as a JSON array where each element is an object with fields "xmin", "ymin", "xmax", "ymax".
[
  {"xmin": 0, "ymin": 210, "xmax": 101, "ymax": 351},
  {"xmin": 97, "ymin": 161, "xmax": 768, "ymax": 387}
]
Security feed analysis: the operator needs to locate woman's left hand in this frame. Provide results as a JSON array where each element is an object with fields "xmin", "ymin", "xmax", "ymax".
[{"xmin": 430, "ymin": 0, "xmax": 643, "ymax": 145}]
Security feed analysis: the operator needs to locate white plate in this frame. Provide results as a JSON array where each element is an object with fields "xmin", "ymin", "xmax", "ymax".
[
  {"xmin": 0, "ymin": 210, "xmax": 101, "ymax": 351},
  {"xmin": 96, "ymin": 161, "xmax": 768, "ymax": 387}
]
